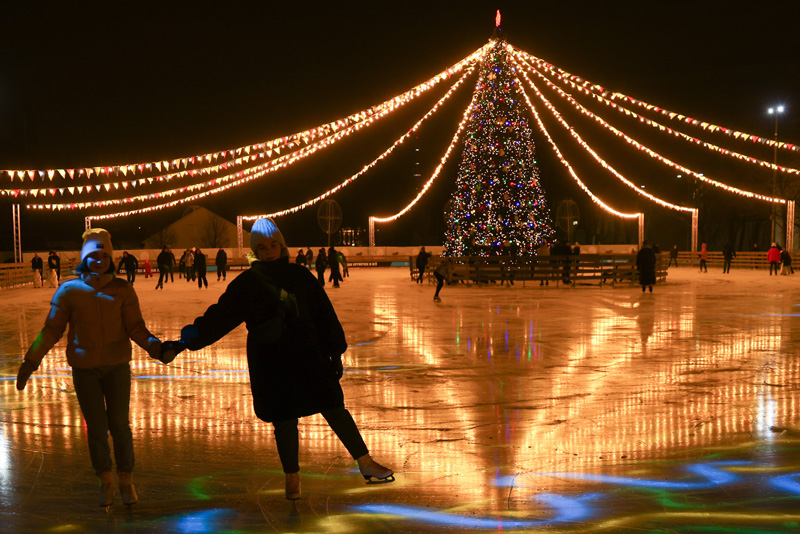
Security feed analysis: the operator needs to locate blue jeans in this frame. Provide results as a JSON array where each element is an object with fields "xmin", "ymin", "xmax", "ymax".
[{"xmin": 72, "ymin": 363, "xmax": 134, "ymax": 475}]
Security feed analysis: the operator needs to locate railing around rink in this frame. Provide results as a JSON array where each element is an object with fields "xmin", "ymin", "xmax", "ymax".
[
  {"xmin": 0, "ymin": 263, "xmax": 34, "ymax": 289},
  {"xmin": 411, "ymin": 254, "xmax": 668, "ymax": 287}
]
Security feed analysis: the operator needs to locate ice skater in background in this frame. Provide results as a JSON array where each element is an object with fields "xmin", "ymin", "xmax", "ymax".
[
  {"xmin": 636, "ymin": 240, "xmax": 657, "ymax": 293},
  {"xmin": 160, "ymin": 218, "xmax": 394, "ymax": 500},
  {"xmin": 15, "ymin": 229, "xmax": 174, "ymax": 507},
  {"xmin": 433, "ymin": 257, "xmax": 453, "ymax": 302}
]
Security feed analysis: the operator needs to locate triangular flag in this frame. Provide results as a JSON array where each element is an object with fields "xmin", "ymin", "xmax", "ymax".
[
  {"xmin": 47, "ymin": 170, "xmax": 55, "ymax": 180},
  {"xmin": 58, "ymin": 169, "xmax": 66, "ymax": 178}
]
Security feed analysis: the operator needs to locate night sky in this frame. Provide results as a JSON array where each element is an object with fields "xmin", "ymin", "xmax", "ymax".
[{"xmin": 1, "ymin": 2, "xmax": 798, "ymax": 252}]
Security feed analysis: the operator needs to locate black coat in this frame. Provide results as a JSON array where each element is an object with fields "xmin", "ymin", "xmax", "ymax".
[
  {"xmin": 636, "ymin": 247, "xmax": 657, "ymax": 285},
  {"xmin": 194, "ymin": 251, "xmax": 207, "ymax": 274},
  {"xmin": 181, "ymin": 257, "xmax": 346, "ymax": 422}
]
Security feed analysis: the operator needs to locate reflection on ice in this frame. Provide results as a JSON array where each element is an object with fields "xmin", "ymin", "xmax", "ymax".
[{"xmin": 4, "ymin": 268, "xmax": 800, "ymax": 532}]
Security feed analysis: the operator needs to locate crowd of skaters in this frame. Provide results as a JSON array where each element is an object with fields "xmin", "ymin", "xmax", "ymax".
[{"xmin": 294, "ymin": 246, "xmax": 349, "ymax": 288}]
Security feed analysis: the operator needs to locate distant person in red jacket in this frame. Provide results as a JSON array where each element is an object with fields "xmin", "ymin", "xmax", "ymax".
[{"xmin": 767, "ymin": 243, "xmax": 782, "ymax": 275}]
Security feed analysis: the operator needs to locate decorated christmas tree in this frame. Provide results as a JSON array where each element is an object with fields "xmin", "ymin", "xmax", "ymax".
[{"xmin": 444, "ymin": 36, "xmax": 554, "ymax": 256}]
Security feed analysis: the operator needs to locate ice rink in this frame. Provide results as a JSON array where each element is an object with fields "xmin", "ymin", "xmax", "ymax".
[{"xmin": 3, "ymin": 265, "xmax": 800, "ymax": 533}]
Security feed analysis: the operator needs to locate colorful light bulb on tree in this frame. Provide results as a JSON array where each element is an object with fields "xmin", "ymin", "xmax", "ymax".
[{"xmin": 444, "ymin": 37, "xmax": 554, "ymax": 256}]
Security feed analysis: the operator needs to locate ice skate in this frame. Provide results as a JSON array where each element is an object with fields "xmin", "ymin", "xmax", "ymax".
[
  {"xmin": 118, "ymin": 472, "xmax": 138, "ymax": 505},
  {"xmin": 98, "ymin": 471, "xmax": 115, "ymax": 507},
  {"xmin": 285, "ymin": 472, "xmax": 301, "ymax": 500},
  {"xmin": 357, "ymin": 454, "xmax": 395, "ymax": 483},
  {"xmin": 434, "ymin": 296, "xmax": 441, "ymax": 302}
]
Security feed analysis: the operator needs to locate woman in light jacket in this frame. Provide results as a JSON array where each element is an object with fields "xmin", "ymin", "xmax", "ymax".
[{"xmin": 16, "ymin": 229, "xmax": 171, "ymax": 507}]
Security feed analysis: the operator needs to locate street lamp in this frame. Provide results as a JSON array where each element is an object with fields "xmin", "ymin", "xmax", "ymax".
[{"xmin": 768, "ymin": 105, "xmax": 785, "ymax": 244}]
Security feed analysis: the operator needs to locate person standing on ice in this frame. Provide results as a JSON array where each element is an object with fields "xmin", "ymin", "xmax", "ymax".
[
  {"xmin": 698, "ymin": 242, "xmax": 708, "ymax": 273},
  {"xmin": 15, "ymin": 228, "xmax": 174, "ymax": 507},
  {"xmin": 721, "ymin": 243, "xmax": 736, "ymax": 274},
  {"xmin": 636, "ymin": 241, "xmax": 657, "ymax": 293},
  {"xmin": 315, "ymin": 247, "xmax": 327, "ymax": 286},
  {"xmin": 767, "ymin": 243, "xmax": 782, "ymax": 275},
  {"xmin": 160, "ymin": 218, "xmax": 393, "ymax": 500},
  {"xmin": 31, "ymin": 252, "xmax": 43, "ymax": 288},
  {"xmin": 433, "ymin": 257, "xmax": 453, "ymax": 302},
  {"xmin": 327, "ymin": 245, "xmax": 343, "ymax": 288},
  {"xmin": 215, "ymin": 247, "xmax": 228, "ymax": 281},
  {"xmin": 194, "ymin": 248, "xmax": 208, "ymax": 289},
  {"xmin": 415, "ymin": 246, "xmax": 431, "ymax": 283}
]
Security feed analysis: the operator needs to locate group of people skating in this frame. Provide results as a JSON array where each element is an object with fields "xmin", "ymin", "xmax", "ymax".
[
  {"xmin": 16, "ymin": 220, "xmax": 393, "ymax": 508},
  {"xmin": 29, "ymin": 251, "xmax": 61, "ymax": 288},
  {"xmin": 154, "ymin": 246, "xmax": 229, "ymax": 289},
  {"xmin": 295, "ymin": 246, "xmax": 348, "ymax": 288}
]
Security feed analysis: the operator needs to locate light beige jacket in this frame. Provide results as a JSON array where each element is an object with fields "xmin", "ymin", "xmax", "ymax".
[{"xmin": 25, "ymin": 273, "xmax": 158, "ymax": 369}]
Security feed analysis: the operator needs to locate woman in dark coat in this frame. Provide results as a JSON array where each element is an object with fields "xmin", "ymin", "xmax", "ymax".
[
  {"xmin": 636, "ymin": 241, "xmax": 657, "ymax": 293},
  {"xmin": 314, "ymin": 247, "xmax": 327, "ymax": 286},
  {"xmin": 164, "ymin": 218, "xmax": 393, "ymax": 500}
]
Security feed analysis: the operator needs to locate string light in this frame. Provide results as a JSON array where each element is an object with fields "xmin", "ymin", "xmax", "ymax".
[
  {"xmin": 515, "ymin": 70, "xmax": 640, "ymax": 219},
  {"xmin": 510, "ymin": 47, "xmax": 785, "ymax": 205},
  {"xmin": 511, "ymin": 47, "xmax": 798, "ymax": 154},
  {"xmin": 241, "ymin": 65, "xmax": 478, "ymax": 221},
  {"xmin": 511, "ymin": 46, "xmax": 800, "ymax": 176},
  {"xmin": 371, "ymin": 69, "xmax": 483, "ymax": 223},
  {"xmin": 35, "ymin": 57, "xmax": 487, "ymax": 217},
  {"xmin": 3, "ymin": 44, "xmax": 490, "ymax": 189},
  {"xmin": 513, "ymin": 56, "xmax": 693, "ymax": 212}
]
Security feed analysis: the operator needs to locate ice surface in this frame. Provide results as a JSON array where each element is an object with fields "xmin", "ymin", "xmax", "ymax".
[{"xmin": 3, "ymin": 266, "xmax": 800, "ymax": 532}]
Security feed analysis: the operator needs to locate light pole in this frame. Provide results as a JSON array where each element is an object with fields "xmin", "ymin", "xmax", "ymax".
[{"xmin": 768, "ymin": 105, "xmax": 784, "ymax": 244}]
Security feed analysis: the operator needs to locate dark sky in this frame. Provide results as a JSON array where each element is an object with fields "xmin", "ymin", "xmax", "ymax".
[{"xmin": 1, "ymin": 1, "xmax": 799, "ymax": 250}]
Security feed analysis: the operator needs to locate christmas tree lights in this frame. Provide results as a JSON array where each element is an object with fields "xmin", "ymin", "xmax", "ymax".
[{"xmin": 442, "ymin": 39, "xmax": 555, "ymax": 257}]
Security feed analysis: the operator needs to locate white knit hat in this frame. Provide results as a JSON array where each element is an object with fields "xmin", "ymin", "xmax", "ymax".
[
  {"xmin": 250, "ymin": 218, "xmax": 288, "ymax": 257},
  {"xmin": 80, "ymin": 228, "xmax": 113, "ymax": 261}
]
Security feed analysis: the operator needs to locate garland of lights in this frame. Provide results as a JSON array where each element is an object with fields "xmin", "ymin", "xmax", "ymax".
[
  {"xmin": 36, "ymin": 97, "xmax": 403, "ymax": 212},
  {"xmin": 513, "ymin": 53, "xmax": 784, "ymax": 204},
  {"xmin": 84, "ymin": 64, "xmax": 483, "ymax": 221},
  {"xmin": 510, "ymin": 46, "xmax": 798, "ymax": 154},
  {"xmin": 7, "ymin": 49, "xmax": 476, "ymax": 204},
  {"xmin": 371, "ymin": 72, "xmax": 482, "ymax": 223},
  {"xmin": 513, "ymin": 57, "xmax": 694, "ymax": 213},
  {"xmin": 511, "ymin": 47, "xmax": 800, "ymax": 177},
  {"xmin": 242, "ymin": 65, "xmax": 478, "ymax": 221},
  {"xmin": 515, "ymin": 72, "xmax": 640, "ymax": 219},
  {"xmin": 4, "ymin": 44, "xmax": 490, "ymax": 188}
]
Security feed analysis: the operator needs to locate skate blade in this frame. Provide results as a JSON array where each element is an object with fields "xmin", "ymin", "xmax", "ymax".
[{"xmin": 363, "ymin": 474, "xmax": 395, "ymax": 484}]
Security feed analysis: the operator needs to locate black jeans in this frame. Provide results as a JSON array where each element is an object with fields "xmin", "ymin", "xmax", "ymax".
[
  {"xmin": 434, "ymin": 272, "xmax": 445, "ymax": 297},
  {"xmin": 272, "ymin": 408, "xmax": 369, "ymax": 474},
  {"xmin": 72, "ymin": 363, "xmax": 134, "ymax": 475},
  {"xmin": 723, "ymin": 259, "xmax": 731, "ymax": 273}
]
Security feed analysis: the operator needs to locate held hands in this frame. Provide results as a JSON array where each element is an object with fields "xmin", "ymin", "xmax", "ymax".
[
  {"xmin": 16, "ymin": 360, "xmax": 39, "ymax": 391},
  {"xmin": 159, "ymin": 341, "xmax": 186, "ymax": 364}
]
